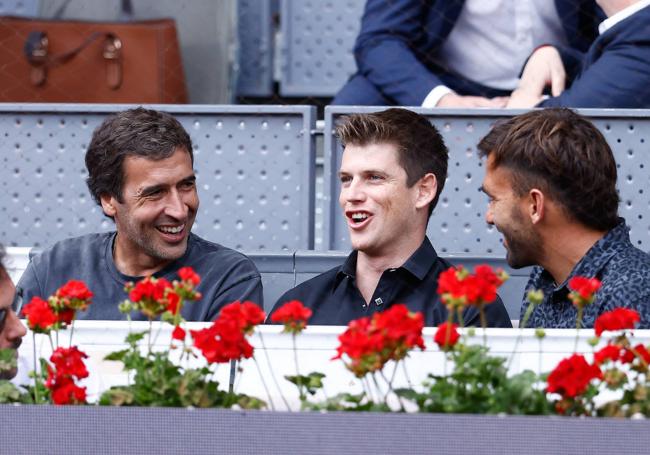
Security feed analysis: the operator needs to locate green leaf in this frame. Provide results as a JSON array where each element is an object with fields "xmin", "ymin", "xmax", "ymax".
[
  {"xmin": 125, "ymin": 331, "xmax": 147, "ymax": 346},
  {"xmin": 0, "ymin": 380, "xmax": 23, "ymax": 403},
  {"xmin": 104, "ymin": 349, "xmax": 130, "ymax": 362},
  {"xmin": 99, "ymin": 387, "xmax": 135, "ymax": 406}
]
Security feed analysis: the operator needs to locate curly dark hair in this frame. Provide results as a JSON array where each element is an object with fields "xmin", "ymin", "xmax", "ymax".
[
  {"xmin": 335, "ymin": 108, "xmax": 449, "ymax": 217},
  {"xmin": 85, "ymin": 107, "xmax": 193, "ymax": 208},
  {"xmin": 477, "ymin": 108, "xmax": 619, "ymax": 231}
]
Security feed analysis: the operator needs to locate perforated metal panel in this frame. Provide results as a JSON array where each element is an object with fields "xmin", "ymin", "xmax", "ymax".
[
  {"xmin": 0, "ymin": 0, "xmax": 39, "ymax": 15},
  {"xmin": 0, "ymin": 104, "xmax": 316, "ymax": 251},
  {"xmin": 236, "ymin": 0, "xmax": 276, "ymax": 97},
  {"xmin": 324, "ymin": 107, "xmax": 650, "ymax": 254},
  {"xmin": 279, "ymin": 0, "xmax": 364, "ymax": 97}
]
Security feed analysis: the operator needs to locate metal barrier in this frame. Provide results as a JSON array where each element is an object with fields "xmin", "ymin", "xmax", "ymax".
[
  {"xmin": 324, "ymin": 107, "xmax": 650, "ymax": 254},
  {"xmin": 278, "ymin": 0, "xmax": 364, "ymax": 97},
  {"xmin": 0, "ymin": 104, "xmax": 316, "ymax": 250}
]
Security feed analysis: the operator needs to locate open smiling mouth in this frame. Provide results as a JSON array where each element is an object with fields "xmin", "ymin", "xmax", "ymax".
[
  {"xmin": 346, "ymin": 211, "xmax": 372, "ymax": 228},
  {"xmin": 156, "ymin": 223, "xmax": 186, "ymax": 240}
]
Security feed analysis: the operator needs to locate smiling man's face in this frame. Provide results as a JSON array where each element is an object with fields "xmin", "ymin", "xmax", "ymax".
[
  {"xmin": 338, "ymin": 142, "xmax": 426, "ymax": 258},
  {"xmin": 101, "ymin": 147, "xmax": 198, "ymax": 274},
  {"xmin": 481, "ymin": 156, "xmax": 542, "ymax": 268}
]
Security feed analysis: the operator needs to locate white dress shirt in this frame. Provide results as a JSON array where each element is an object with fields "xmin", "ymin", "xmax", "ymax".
[{"xmin": 422, "ymin": 0, "xmax": 568, "ymax": 107}]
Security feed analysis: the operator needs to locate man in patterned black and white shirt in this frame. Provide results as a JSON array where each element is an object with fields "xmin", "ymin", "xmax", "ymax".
[{"xmin": 478, "ymin": 108, "xmax": 650, "ymax": 328}]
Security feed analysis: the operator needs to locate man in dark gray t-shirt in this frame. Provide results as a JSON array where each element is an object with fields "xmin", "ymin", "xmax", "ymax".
[{"xmin": 18, "ymin": 108, "xmax": 262, "ymax": 320}]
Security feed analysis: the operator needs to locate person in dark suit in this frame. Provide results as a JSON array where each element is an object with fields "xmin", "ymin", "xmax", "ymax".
[
  {"xmin": 508, "ymin": 0, "xmax": 650, "ymax": 108},
  {"xmin": 333, "ymin": 0, "xmax": 602, "ymax": 107}
]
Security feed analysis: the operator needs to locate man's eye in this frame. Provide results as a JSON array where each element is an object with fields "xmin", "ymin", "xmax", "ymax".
[
  {"xmin": 340, "ymin": 176, "xmax": 351, "ymax": 184},
  {"xmin": 180, "ymin": 180, "xmax": 196, "ymax": 190},
  {"xmin": 369, "ymin": 174, "xmax": 383, "ymax": 181}
]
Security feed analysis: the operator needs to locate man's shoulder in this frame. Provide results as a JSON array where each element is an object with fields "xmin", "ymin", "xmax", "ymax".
[
  {"xmin": 602, "ymin": 244, "xmax": 650, "ymax": 286},
  {"xmin": 186, "ymin": 234, "xmax": 259, "ymax": 273},
  {"xmin": 32, "ymin": 232, "xmax": 111, "ymax": 266}
]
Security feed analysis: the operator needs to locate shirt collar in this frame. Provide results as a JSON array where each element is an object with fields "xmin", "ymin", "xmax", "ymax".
[
  {"xmin": 599, "ymin": 0, "xmax": 650, "ymax": 34},
  {"xmin": 335, "ymin": 237, "xmax": 438, "ymax": 286},
  {"xmin": 543, "ymin": 219, "xmax": 630, "ymax": 291}
]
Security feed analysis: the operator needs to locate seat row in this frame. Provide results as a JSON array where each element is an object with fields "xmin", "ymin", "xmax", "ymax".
[{"xmin": 1, "ymin": 104, "xmax": 648, "ymax": 256}]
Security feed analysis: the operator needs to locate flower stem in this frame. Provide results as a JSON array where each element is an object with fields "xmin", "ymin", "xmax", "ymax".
[
  {"xmin": 401, "ymin": 360, "xmax": 413, "ymax": 389},
  {"xmin": 69, "ymin": 320, "xmax": 75, "ymax": 348},
  {"xmin": 257, "ymin": 330, "xmax": 291, "ymax": 410},
  {"xmin": 292, "ymin": 334, "xmax": 304, "ymax": 400},
  {"xmin": 574, "ymin": 306, "xmax": 584, "ymax": 352},
  {"xmin": 148, "ymin": 318, "xmax": 153, "ymax": 354},
  {"xmin": 31, "ymin": 332, "xmax": 40, "ymax": 404},
  {"xmin": 252, "ymin": 356, "xmax": 276, "ymax": 411},
  {"xmin": 371, "ymin": 372, "xmax": 385, "ymax": 406},
  {"xmin": 479, "ymin": 306, "xmax": 488, "ymax": 346}
]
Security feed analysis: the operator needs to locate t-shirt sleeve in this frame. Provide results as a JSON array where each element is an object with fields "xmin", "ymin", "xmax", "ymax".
[{"xmin": 16, "ymin": 259, "xmax": 44, "ymax": 305}]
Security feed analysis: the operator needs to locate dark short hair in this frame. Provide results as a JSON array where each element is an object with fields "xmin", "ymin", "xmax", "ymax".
[
  {"xmin": 335, "ymin": 108, "xmax": 449, "ymax": 216},
  {"xmin": 85, "ymin": 107, "xmax": 193, "ymax": 207},
  {"xmin": 477, "ymin": 108, "xmax": 619, "ymax": 231}
]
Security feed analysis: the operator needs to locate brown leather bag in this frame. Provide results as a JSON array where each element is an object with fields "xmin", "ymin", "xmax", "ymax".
[{"xmin": 0, "ymin": 15, "xmax": 188, "ymax": 103}]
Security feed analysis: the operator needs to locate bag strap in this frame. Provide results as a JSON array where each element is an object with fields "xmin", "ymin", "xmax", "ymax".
[{"xmin": 23, "ymin": 31, "xmax": 123, "ymax": 89}]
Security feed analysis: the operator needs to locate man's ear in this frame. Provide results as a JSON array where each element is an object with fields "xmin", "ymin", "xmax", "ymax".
[
  {"xmin": 415, "ymin": 173, "xmax": 437, "ymax": 210},
  {"xmin": 528, "ymin": 188, "xmax": 545, "ymax": 224},
  {"xmin": 100, "ymin": 194, "xmax": 118, "ymax": 218}
]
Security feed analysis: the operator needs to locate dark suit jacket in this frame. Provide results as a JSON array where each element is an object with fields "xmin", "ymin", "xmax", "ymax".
[
  {"xmin": 540, "ymin": 4, "xmax": 650, "ymax": 108},
  {"xmin": 336, "ymin": 0, "xmax": 602, "ymax": 105}
]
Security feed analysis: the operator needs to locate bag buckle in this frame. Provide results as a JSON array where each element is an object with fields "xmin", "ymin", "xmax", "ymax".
[
  {"xmin": 103, "ymin": 34, "xmax": 123, "ymax": 90},
  {"xmin": 24, "ymin": 31, "xmax": 49, "ymax": 86}
]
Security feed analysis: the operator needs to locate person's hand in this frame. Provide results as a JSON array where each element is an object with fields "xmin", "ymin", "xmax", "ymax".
[
  {"xmin": 507, "ymin": 45, "xmax": 565, "ymax": 109},
  {"xmin": 506, "ymin": 88, "xmax": 544, "ymax": 108},
  {"xmin": 437, "ymin": 93, "xmax": 507, "ymax": 108}
]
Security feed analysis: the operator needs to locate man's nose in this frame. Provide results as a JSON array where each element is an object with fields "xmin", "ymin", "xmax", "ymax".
[
  {"xmin": 165, "ymin": 191, "xmax": 188, "ymax": 219},
  {"xmin": 6, "ymin": 310, "xmax": 26, "ymax": 346},
  {"xmin": 485, "ymin": 207, "xmax": 494, "ymax": 225},
  {"xmin": 342, "ymin": 178, "xmax": 366, "ymax": 203}
]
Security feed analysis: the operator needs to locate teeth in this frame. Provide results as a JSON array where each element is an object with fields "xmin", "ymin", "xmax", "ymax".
[
  {"xmin": 351, "ymin": 213, "xmax": 368, "ymax": 221},
  {"xmin": 159, "ymin": 225, "xmax": 184, "ymax": 234}
]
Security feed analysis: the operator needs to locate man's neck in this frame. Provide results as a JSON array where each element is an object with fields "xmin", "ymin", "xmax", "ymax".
[
  {"xmin": 538, "ymin": 224, "xmax": 608, "ymax": 285},
  {"xmin": 112, "ymin": 234, "xmax": 170, "ymax": 277},
  {"xmin": 354, "ymin": 236, "xmax": 424, "ymax": 304}
]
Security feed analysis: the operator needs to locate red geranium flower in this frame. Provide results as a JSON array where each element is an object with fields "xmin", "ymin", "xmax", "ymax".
[
  {"xmin": 47, "ymin": 375, "xmax": 87, "ymax": 405},
  {"xmin": 56, "ymin": 280, "xmax": 93, "ymax": 299},
  {"xmin": 49, "ymin": 346, "xmax": 89, "ymax": 379},
  {"xmin": 22, "ymin": 296, "xmax": 58, "ymax": 333},
  {"xmin": 568, "ymin": 276, "xmax": 601, "ymax": 309},
  {"xmin": 178, "ymin": 267, "xmax": 201, "ymax": 285},
  {"xmin": 438, "ymin": 265, "xmax": 507, "ymax": 310},
  {"xmin": 594, "ymin": 308, "xmax": 640, "ymax": 336},
  {"xmin": 190, "ymin": 301, "xmax": 264, "ymax": 363},
  {"xmin": 594, "ymin": 344, "xmax": 622, "ymax": 365},
  {"xmin": 332, "ymin": 305, "xmax": 425, "ymax": 377},
  {"xmin": 434, "ymin": 322, "xmax": 460, "ymax": 350},
  {"xmin": 171, "ymin": 325, "xmax": 186, "ymax": 341},
  {"xmin": 547, "ymin": 353, "xmax": 602, "ymax": 398},
  {"xmin": 271, "ymin": 300, "xmax": 313, "ymax": 334},
  {"xmin": 568, "ymin": 277, "xmax": 602, "ymax": 299}
]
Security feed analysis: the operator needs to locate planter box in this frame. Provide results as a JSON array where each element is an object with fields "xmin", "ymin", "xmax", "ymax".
[{"xmin": 0, "ymin": 405, "xmax": 649, "ymax": 454}]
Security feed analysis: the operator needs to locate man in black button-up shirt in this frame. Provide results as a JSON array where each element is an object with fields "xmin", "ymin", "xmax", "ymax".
[{"xmin": 270, "ymin": 108, "xmax": 512, "ymax": 327}]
